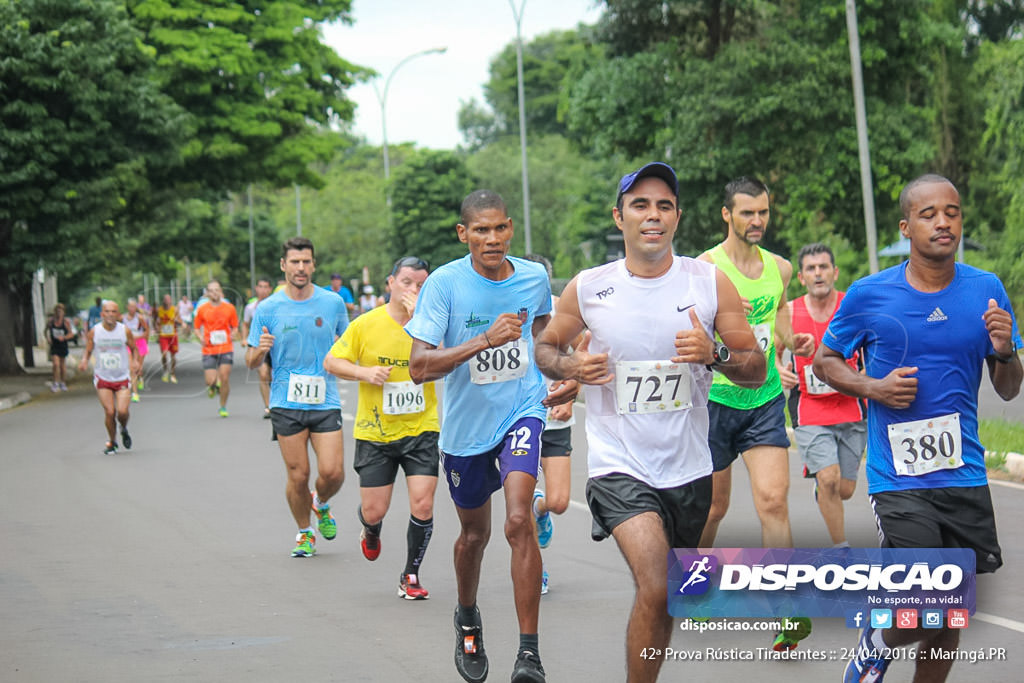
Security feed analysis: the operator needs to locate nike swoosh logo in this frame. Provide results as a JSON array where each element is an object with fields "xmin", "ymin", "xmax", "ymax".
[{"xmin": 677, "ymin": 304, "xmax": 695, "ymax": 313}]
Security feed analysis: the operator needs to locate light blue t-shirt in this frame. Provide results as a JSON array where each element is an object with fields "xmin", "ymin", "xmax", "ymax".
[
  {"xmin": 823, "ymin": 262, "xmax": 1021, "ymax": 494},
  {"xmin": 405, "ymin": 255, "xmax": 552, "ymax": 456},
  {"xmin": 249, "ymin": 287, "xmax": 349, "ymax": 410}
]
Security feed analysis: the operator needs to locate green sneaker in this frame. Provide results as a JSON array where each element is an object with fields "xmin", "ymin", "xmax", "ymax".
[
  {"xmin": 311, "ymin": 492, "xmax": 337, "ymax": 540},
  {"xmin": 207, "ymin": 384, "xmax": 217, "ymax": 398},
  {"xmin": 772, "ymin": 617, "xmax": 812, "ymax": 651},
  {"xmin": 291, "ymin": 530, "xmax": 316, "ymax": 557},
  {"xmin": 218, "ymin": 407, "xmax": 229, "ymax": 418}
]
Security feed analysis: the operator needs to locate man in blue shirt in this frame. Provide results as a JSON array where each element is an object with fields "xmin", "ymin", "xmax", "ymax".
[
  {"xmin": 247, "ymin": 237, "xmax": 349, "ymax": 558},
  {"xmin": 407, "ymin": 190, "xmax": 575, "ymax": 683},
  {"xmin": 815, "ymin": 175, "xmax": 1022, "ymax": 683},
  {"xmin": 325, "ymin": 272, "xmax": 356, "ymax": 316}
]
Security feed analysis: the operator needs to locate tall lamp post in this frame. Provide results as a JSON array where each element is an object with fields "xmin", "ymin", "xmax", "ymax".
[
  {"xmin": 375, "ymin": 47, "xmax": 447, "ymax": 199},
  {"xmin": 508, "ymin": 0, "xmax": 532, "ymax": 255}
]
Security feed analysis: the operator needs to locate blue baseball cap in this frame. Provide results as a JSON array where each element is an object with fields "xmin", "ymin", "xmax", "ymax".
[{"xmin": 617, "ymin": 162, "xmax": 679, "ymax": 202}]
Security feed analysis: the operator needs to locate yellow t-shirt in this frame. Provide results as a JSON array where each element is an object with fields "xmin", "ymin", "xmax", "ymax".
[
  {"xmin": 329, "ymin": 305, "xmax": 439, "ymax": 442},
  {"xmin": 155, "ymin": 306, "xmax": 177, "ymax": 337}
]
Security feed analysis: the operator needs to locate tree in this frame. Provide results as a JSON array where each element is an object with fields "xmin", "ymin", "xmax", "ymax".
[
  {"xmin": 127, "ymin": 0, "xmax": 369, "ymax": 191},
  {"xmin": 568, "ymin": 0, "xmax": 959, "ymax": 263},
  {"xmin": 458, "ymin": 29, "xmax": 604, "ymax": 147},
  {"xmin": 0, "ymin": 0, "xmax": 187, "ymax": 373},
  {"xmin": 390, "ymin": 151, "xmax": 477, "ymax": 270}
]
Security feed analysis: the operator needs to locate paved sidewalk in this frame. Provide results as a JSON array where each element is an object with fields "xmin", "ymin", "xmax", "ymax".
[{"xmin": 0, "ymin": 344, "xmax": 89, "ymax": 411}]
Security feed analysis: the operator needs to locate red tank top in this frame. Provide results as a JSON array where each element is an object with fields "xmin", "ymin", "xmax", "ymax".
[{"xmin": 792, "ymin": 293, "xmax": 863, "ymax": 426}]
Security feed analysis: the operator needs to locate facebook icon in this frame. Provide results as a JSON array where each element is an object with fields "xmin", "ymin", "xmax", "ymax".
[{"xmin": 845, "ymin": 610, "xmax": 865, "ymax": 629}]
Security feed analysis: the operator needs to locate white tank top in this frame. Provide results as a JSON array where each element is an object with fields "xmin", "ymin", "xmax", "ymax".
[
  {"xmin": 92, "ymin": 322, "xmax": 131, "ymax": 382},
  {"xmin": 123, "ymin": 313, "xmax": 143, "ymax": 334},
  {"xmin": 577, "ymin": 256, "xmax": 718, "ymax": 488}
]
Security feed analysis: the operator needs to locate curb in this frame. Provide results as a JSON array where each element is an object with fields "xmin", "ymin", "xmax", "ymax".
[
  {"xmin": 0, "ymin": 392, "xmax": 32, "ymax": 413},
  {"xmin": 990, "ymin": 450, "xmax": 1024, "ymax": 479}
]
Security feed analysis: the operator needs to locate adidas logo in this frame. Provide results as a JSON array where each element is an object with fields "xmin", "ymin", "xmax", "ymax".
[{"xmin": 926, "ymin": 307, "xmax": 948, "ymax": 322}]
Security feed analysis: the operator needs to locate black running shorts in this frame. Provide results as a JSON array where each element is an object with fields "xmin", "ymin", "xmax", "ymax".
[
  {"xmin": 540, "ymin": 426, "xmax": 572, "ymax": 459},
  {"xmin": 586, "ymin": 472, "xmax": 711, "ymax": 547},
  {"xmin": 270, "ymin": 408, "xmax": 342, "ymax": 438},
  {"xmin": 354, "ymin": 431, "xmax": 440, "ymax": 487},
  {"xmin": 870, "ymin": 485, "xmax": 1003, "ymax": 574}
]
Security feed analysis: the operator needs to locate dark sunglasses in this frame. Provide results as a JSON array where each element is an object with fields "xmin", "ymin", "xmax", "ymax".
[{"xmin": 390, "ymin": 256, "xmax": 429, "ymax": 277}]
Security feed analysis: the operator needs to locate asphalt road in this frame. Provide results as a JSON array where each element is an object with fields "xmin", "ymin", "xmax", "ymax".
[{"xmin": 2, "ymin": 341, "xmax": 1022, "ymax": 682}]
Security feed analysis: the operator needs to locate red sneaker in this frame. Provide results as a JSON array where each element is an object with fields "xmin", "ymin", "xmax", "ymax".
[
  {"xmin": 360, "ymin": 527, "xmax": 381, "ymax": 561},
  {"xmin": 398, "ymin": 573, "xmax": 429, "ymax": 600}
]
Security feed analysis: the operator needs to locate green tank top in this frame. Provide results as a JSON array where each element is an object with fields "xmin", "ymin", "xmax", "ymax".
[{"xmin": 708, "ymin": 244, "xmax": 783, "ymax": 409}]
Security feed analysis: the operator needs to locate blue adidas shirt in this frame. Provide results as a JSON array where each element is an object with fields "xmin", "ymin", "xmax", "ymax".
[
  {"xmin": 405, "ymin": 255, "xmax": 552, "ymax": 456},
  {"xmin": 823, "ymin": 262, "xmax": 1021, "ymax": 494},
  {"xmin": 249, "ymin": 287, "xmax": 349, "ymax": 410}
]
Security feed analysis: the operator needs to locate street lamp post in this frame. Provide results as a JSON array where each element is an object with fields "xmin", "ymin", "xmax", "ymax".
[
  {"xmin": 509, "ymin": 0, "xmax": 532, "ymax": 255},
  {"xmin": 374, "ymin": 47, "xmax": 447, "ymax": 202}
]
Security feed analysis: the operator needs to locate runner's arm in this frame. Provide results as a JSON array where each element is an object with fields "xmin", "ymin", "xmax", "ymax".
[
  {"xmin": 813, "ymin": 343, "xmax": 918, "ymax": 409},
  {"xmin": 535, "ymin": 278, "xmax": 611, "ymax": 385},
  {"xmin": 773, "ymin": 257, "xmax": 814, "ymax": 357},
  {"xmin": 77, "ymin": 329, "xmax": 95, "ymax": 371},
  {"xmin": 125, "ymin": 329, "xmax": 140, "ymax": 365},
  {"xmin": 712, "ymin": 269, "xmax": 766, "ymax": 388},
  {"xmin": 983, "ymin": 298, "xmax": 1022, "ymax": 400},
  {"xmin": 324, "ymin": 356, "xmax": 392, "ymax": 385},
  {"xmin": 409, "ymin": 311, "xmax": 526, "ymax": 384}
]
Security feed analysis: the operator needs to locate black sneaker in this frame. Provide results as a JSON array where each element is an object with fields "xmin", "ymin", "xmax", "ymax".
[
  {"xmin": 454, "ymin": 606, "xmax": 488, "ymax": 682},
  {"xmin": 120, "ymin": 427, "xmax": 132, "ymax": 450},
  {"xmin": 511, "ymin": 649, "xmax": 545, "ymax": 683}
]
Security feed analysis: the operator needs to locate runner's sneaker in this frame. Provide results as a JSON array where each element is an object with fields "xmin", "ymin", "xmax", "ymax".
[
  {"xmin": 102, "ymin": 442, "xmax": 117, "ymax": 456},
  {"xmin": 772, "ymin": 616, "xmax": 812, "ymax": 651},
  {"xmin": 311, "ymin": 492, "xmax": 337, "ymax": 540},
  {"xmin": 843, "ymin": 625, "xmax": 890, "ymax": 682},
  {"xmin": 120, "ymin": 427, "xmax": 132, "ymax": 450},
  {"xmin": 162, "ymin": 372, "xmax": 170, "ymax": 383},
  {"xmin": 59, "ymin": 382, "xmax": 67, "ymax": 391},
  {"xmin": 137, "ymin": 377, "xmax": 144, "ymax": 391},
  {"xmin": 533, "ymin": 489, "xmax": 553, "ymax": 548},
  {"xmin": 170, "ymin": 374, "xmax": 178, "ymax": 384},
  {"xmin": 541, "ymin": 569, "xmax": 549, "ymax": 596},
  {"xmin": 454, "ymin": 606, "xmax": 488, "ymax": 683},
  {"xmin": 207, "ymin": 384, "xmax": 217, "ymax": 398},
  {"xmin": 813, "ymin": 481, "xmax": 819, "ymax": 504},
  {"xmin": 131, "ymin": 391, "xmax": 140, "ymax": 403},
  {"xmin": 360, "ymin": 526, "xmax": 381, "ymax": 561},
  {"xmin": 263, "ymin": 408, "xmax": 271, "ymax": 419},
  {"xmin": 511, "ymin": 649, "xmax": 546, "ymax": 683},
  {"xmin": 291, "ymin": 530, "xmax": 316, "ymax": 557},
  {"xmin": 398, "ymin": 573, "xmax": 429, "ymax": 600},
  {"xmin": 218, "ymin": 407, "xmax": 229, "ymax": 418},
  {"xmin": 48, "ymin": 381, "xmax": 59, "ymax": 393}
]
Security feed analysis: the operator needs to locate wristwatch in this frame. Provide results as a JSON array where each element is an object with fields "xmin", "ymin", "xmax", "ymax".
[
  {"xmin": 994, "ymin": 341, "xmax": 1018, "ymax": 363},
  {"xmin": 706, "ymin": 343, "xmax": 730, "ymax": 371}
]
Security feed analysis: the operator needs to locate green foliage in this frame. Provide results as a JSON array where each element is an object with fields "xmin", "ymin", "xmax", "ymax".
[
  {"xmin": 219, "ymin": 209, "xmax": 281, "ymax": 296},
  {"xmin": 127, "ymin": 0, "xmax": 369, "ymax": 191},
  {"xmin": 390, "ymin": 151, "xmax": 476, "ymax": 271},
  {"xmin": 569, "ymin": 0, "xmax": 956, "ymax": 260},
  {"xmin": 0, "ymin": 0, "xmax": 187, "ymax": 284},
  {"xmin": 963, "ymin": 37, "xmax": 1024, "ymax": 314},
  {"xmin": 459, "ymin": 29, "xmax": 604, "ymax": 148},
  {"xmin": 466, "ymin": 135, "xmax": 623, "ymax": 275}
]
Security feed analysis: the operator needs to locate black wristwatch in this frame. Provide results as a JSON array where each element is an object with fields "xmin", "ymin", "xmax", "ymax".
[
  {"xmin": 994, "ymin": 341, "xmax": 1018, "ymax": 364},
  {"xmin": 706, "ymin": 343, "xmax": 730, "ymax": 371}
]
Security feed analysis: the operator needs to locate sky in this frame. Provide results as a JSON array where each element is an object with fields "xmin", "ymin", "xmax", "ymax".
[{"xmin": 322, "ymin": 0, "xmax": 603, "ymax": 150}]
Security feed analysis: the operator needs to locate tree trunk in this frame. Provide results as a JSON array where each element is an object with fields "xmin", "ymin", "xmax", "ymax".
[
  {"xmin": 0, "ymin": 269, "xmax": 26, "ymax": 375},
  {"xmin": 17, "ymin": 275, "xmax": 35, "ymax": 368}
]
